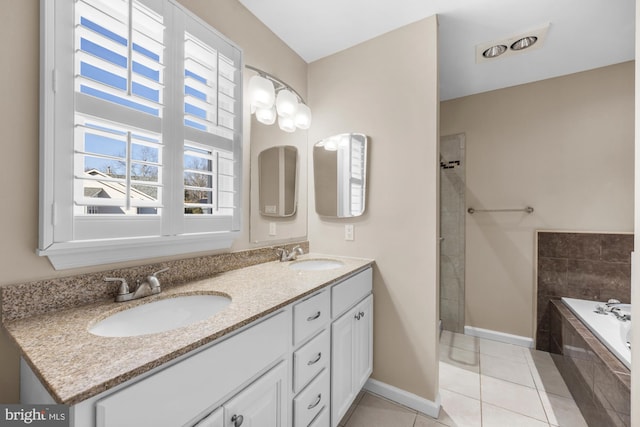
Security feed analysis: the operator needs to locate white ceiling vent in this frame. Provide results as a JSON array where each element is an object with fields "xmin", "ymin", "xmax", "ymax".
[{"xmin": 476, "ymin": 24, "xmax": 550, "ymax": 63}]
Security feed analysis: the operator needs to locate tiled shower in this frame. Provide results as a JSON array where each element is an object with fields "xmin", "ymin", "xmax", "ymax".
[{"xmin": 439, "ymin": 134, "xmax": 466, "ymax": 332}]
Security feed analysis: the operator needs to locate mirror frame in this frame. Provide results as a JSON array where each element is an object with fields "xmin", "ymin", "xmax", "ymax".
[
  {"xmin": 313, "ymin": 133, "xmax": 369, "ymax": 218},
  {"xmin": 258, "ymin": 145, "xmax": 299, "ymax": 218}
]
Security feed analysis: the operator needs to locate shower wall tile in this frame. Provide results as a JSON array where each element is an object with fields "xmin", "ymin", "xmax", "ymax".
[
  {"xmin": 440, "ymin": 134, "xmax": 465, "ymax": 333},
  {"xmin": 538, "ymin": 232, "xmax": 601, "ymax": 260},
  {"xmin": 536, "ymin": 231, "xmax": 632, "ymax": 352},
  {"xmin": 600, "ymin": 234, "xmax": 634, "ymax": 263}
]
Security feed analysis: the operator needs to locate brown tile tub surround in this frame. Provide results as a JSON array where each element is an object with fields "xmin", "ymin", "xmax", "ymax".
[
  {"xmin": 2, "ymin": 252, "xmax": 372, "ymax": 405},
  {"xmin": 536, "ymin": 232, "xmax": 632, "ymax": 352},
  {"xmin": 1, "ymin": 241, "xmax": 309, "ymax": 322},
  {"xmin": 549, "ymin": 300, "xmax": 630, "ymax": 427}
]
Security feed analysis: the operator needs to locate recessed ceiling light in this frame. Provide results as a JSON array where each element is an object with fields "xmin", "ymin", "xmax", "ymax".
[
  {"xmin": 482, "ymin": 45, "xmax": 507, "ymax": 59},
  {"xmin": 476, "ymin": 24, "xmax": 550, "ymax": 63},
  {"xmin": 511, "ymin": 36, "xmax": 538, "ymax": 51}
]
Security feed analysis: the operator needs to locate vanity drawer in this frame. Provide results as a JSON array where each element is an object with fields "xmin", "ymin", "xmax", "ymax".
[
  {"xmin": 294, "ymin": 369, "xmax": 329, "ymax": 427},
  {"xmin": 293, "ymin": 329, "xmax": 330, "ymax": 393},
  {"xmin": 293, "ymin": 291, "xmax": 330, "ymax": 345},
  {"xmin": 331, "ymin": 268, "xmax": 372, "ymax": 318}
]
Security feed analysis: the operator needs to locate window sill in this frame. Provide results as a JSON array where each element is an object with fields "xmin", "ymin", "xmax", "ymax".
[{"xmin": 37, "ymin": 232, "xmax": 239, "ymax": 270}]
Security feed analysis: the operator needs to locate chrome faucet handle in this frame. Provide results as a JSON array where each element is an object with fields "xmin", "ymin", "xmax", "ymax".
[
  {"xmin": 104, "ymin": 277, "xmax": 129, "ymax": 295},
  {"xmin": 152, "ymin": 267, "xmax": 169, "ymax": 277},
  {"xmin": 147, "ymin": 267, "xmax": 169, "ymax": 292},
  {"xmin": 276, "ymin": 247, "xmax": 289, "ymax": 261}
]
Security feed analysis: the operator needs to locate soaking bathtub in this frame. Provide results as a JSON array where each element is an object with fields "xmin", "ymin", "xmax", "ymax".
[{"xmin": 561, "ymin": 297, "xmax": 631, "ymax": 369}]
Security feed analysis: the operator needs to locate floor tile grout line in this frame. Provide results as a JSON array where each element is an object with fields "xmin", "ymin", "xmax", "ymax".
[{"xmin": 483, "ymin": 400, "xmax": 555, "ymax": 427}]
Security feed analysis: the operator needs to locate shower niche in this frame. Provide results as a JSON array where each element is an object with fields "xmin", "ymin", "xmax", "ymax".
[{"xmin": 439, "ymin": 133, "xmax": 466, "ymax": 333}]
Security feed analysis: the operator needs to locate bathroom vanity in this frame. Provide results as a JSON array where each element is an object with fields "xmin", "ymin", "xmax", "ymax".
[{"xmin": 7, "ymin": 256, "xmax": 373, "ymax": 427}]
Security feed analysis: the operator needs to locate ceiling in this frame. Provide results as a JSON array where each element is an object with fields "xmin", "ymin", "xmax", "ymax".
[{"xmin": 238, "ymin": 0, "xmax": 635, "ymax": 100}]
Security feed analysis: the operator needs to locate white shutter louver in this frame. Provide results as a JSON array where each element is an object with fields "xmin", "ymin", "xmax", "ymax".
[{"xmin": 74, "ymin": 0, "xmax": 165, "ymax": 217}]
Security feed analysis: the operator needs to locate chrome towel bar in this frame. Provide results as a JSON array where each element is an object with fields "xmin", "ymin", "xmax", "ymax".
[{"xmin": 467, "ymin": 206, "xmax": 534, "ymax": 214}]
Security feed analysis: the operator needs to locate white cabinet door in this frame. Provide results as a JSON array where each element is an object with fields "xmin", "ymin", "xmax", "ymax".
[
  {"xmin": 330, "ymin": 294, "xmax": 373, "ymax": 427},
  {"xmin": 353, "ymin": 295, "xmax": 373, "ymax": 391},
  {"xmin": 330, "ymin": 306, "xmax": 356, "ymax": 427},
  {"xmin": 223, "ymin": 361, "xmax": 287, "ymax": 427}
]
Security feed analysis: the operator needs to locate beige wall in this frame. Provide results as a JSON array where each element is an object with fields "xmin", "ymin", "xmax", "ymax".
[
  {"xmin": 441, "ymin": 62, "xmax": 634, "ymax": 339},
  {"xmin": 308, "ymin": 16, "xmax": 440, "ymax": 402},
  {"xmin": 0, "ymin": 0, "xmax": 307, "ymax": 403}
]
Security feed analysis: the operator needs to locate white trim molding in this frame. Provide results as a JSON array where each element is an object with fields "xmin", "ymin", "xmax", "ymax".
[
  {"xmin": 464, "ymin": 326, "xmax": 534, "ymax": 348},
  {"xmin": 364, "ymin": 378, "xmax": 441, "ymax": 419}
]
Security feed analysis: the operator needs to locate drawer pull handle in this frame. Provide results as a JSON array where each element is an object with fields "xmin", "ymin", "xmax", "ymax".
[
  {"xmin": 307, "ymin": 393, "xmax": 322, "ymax": 410},
  {"xmin": 307, "ymin": 311, "xmax": 321, "ymax": 321},
  {"xmin": 231, "ymin": 414, "xmax": 244, "ymax": 427},
  {"xmin": 307, "ymin": 352, "xmax": 322, "ymax": 366}
]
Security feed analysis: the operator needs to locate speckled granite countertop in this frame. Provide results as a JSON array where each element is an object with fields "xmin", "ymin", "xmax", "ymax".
[{"xmin": 4, "ymin": 254, "xmax": 373, "ymax": 405}]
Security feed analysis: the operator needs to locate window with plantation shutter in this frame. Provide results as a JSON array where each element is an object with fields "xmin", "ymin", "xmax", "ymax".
[{"xmin": 39, "ymin": 0, "xmax": 243, "ymax": 269}]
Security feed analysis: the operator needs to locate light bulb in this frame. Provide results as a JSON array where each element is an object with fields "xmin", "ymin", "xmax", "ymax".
[
  {"xmin": 248, "ymin": 75, "xmax": 275, "ymax": 109},
  {"xmin": 324, "ymin": 138, "xmax": 338, "ymax": 151},
  {"xmin": 278, "ymin": 115, "xmax": 296, "ymax": 133},
  {"xmin": 294, "ymin": 103, "xmax": 312, "ymax": 129},
  {"xmin": 275, "ymin": 89, "xmax": 298, "ymax": 118},
  {"xmin": 255, "ymin": 106, "xmax": 276, "ymax": 125}
]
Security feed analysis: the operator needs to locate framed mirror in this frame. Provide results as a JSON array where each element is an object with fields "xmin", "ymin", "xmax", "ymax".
[
  {"xmin": 313, "ymin": 133, "xmax": 369, "ymax": 218},
  {"xmin": 258, "ymin": 145, "xmax": 298, "ymax": 217},
  {"xmin": 250, "ymin": 115, "xmax": 307, "ymax": 243}
]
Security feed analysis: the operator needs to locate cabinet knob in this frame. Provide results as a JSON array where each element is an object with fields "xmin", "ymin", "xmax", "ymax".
[
  {"xmin": 307, "ymin": 311, "xmax": 321, "ymax": 321},
  {"xmin": 307, "ymin": 393, "xmax": 322, "ymax": 410},
  {"xmin": 360, "ymin": 311, "xmax": 365, "ymax": 318},
  {"xmin": 354, "ymin": 313, "xmax": 361, "ymax": 320},
  {"xmin": 231, "ymin": 414, "xmax": 244, "ymax": 427},
  {"xmin": 307, "ymin": 352, "xmax": 322, "ymax": 366}
]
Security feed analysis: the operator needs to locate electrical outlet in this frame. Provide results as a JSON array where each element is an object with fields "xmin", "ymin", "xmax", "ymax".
[
  {"xmin": 345, "ymin": 224, "xmax": 354, "ymax": 241},
  {"xmin": 269, "ymin": 222, "xmax": 276, "ymax": 236}
]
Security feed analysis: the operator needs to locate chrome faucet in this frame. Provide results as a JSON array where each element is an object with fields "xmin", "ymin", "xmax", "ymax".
[
  {"xmin": 595, "ymin": 299, "xmax": 631, "ymax": 321},
  {"xmin": 611, "ymin": 307, "xmax": 631, "ymax": 321},
  {"xmin": 105, "ymin": 268, "xmax": 169, "ymax": 302},
  {"xmin": 277, "ymin": 245, "xmax": 304, "ymax": 262}
]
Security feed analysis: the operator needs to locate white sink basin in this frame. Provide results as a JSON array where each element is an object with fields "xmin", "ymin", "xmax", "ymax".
[
  {"xmin": 89, "ymin": 294, "xmax": 231, "ymax": 337},
  {"xmin": 289, "ymin": 259, "xmax": 345, "ymax": 271}
]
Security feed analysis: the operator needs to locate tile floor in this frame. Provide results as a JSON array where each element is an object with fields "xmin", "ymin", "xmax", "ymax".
[{"xmin": 339, "ymin": 331, "xmax": 588, "ymax": 427}]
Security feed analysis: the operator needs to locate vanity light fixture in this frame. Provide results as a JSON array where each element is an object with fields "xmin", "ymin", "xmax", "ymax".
[{"xmin": 246, "ymin": 65, "xmax": 312, "ymax": 131}]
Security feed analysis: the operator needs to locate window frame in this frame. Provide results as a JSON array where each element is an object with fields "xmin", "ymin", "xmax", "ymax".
[{"xmin": 38, "ymin": 0, "xmax": 243, "ymax": 270}]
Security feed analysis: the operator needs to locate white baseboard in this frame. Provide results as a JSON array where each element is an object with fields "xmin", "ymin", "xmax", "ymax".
[
  {"xmin": 464, "ymin": 326, "xmax": 534, "ymax": 348},
  {"xmin": 364, "ymin": 378, "xmax": 441, "ymax": 419}
]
